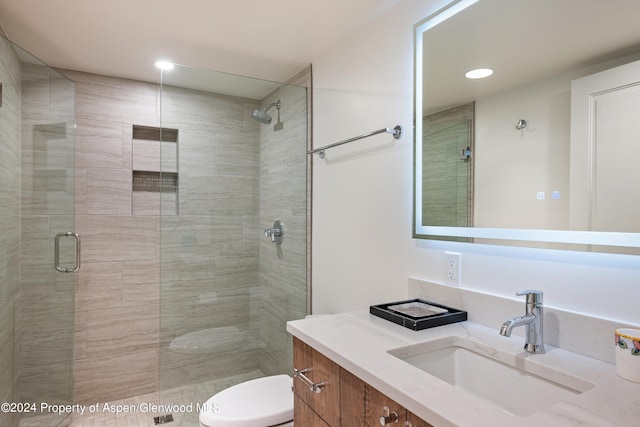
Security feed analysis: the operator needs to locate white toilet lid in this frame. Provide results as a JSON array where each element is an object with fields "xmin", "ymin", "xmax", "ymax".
[{"xmin": 199, "ymin": 375, "xmax": 293, "ymax": 427}]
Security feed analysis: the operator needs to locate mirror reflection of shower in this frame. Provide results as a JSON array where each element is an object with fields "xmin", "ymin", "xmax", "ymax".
[{"xmin": 252, "ymin": 99, "xmax": 284, "ymax": 130}]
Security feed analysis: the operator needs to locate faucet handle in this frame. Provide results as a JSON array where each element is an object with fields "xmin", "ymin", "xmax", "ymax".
[{"xmin": 516, "ymin": 290, "xmax": 543, "ymax": 305}]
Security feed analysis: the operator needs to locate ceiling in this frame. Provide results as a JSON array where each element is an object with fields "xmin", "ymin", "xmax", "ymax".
[
  {"xmin": 0, "ymin": 0, "xmax": 399, "ymax": 98},
  {"xmin": 421, "ymin": 0, "xmax": 640, "ymax": 114}
]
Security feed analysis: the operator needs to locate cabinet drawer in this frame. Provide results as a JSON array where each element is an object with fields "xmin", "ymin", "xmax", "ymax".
[
  {"xmin": 294, "ymin": 395, "xmax": 331, "ymax": 427},
  {"xmin": 407, "ymin": 411, "xmax": 434, "ymax": 427},
  {"xmin": 340, "ymin": 368, "xmax": 366, "ymax": 426},
  {"xmin": 365, "ymin": 384, "xmax": 407, "ymax": 426},
  {"xmin": 293, "ymin": 337, "xmax": 341, "ymax": 426}
]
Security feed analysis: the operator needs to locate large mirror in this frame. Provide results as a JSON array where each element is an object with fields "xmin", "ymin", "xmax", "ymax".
[{"xmin": 414, "ymin": 0, "xmax": 640, "ymax": 252}]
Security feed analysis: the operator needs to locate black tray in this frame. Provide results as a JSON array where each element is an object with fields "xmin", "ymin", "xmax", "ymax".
[{"xmin": 369, "ymin": 298, "xmax": 467, "ymax": 331}]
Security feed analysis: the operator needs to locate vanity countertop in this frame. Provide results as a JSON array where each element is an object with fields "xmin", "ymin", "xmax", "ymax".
[{"xmin": 287, "ymin": 311, "xmax": 640, "ymax": 427}]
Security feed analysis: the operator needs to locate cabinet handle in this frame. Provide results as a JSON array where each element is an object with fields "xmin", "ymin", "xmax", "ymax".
[
  {"xmin": 293, "ymin": 368, "xmax": 325, "ymax": 393},
  {"xmin": 380, "ymin": 406, "xmax": 399, "ymax": 425}
]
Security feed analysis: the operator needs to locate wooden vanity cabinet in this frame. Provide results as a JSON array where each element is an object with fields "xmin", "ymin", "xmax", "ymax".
[
  {"xmin": 293, "ymin": 337, "xmax": 434, "ymax": 427},
  {"xmin": 293, "ymin": 338, "xmax": 341, "ymax": 426},
  {"xmin": 340, "ymin": 368, "xmax": 366, "ymax": 425},
  {"xmin": 365, "ymin": 384, "xmax": 408, "ymax": 425},
  {"xmin": 294, "ymin": 394, "xmax": 330, "ymax": 426},
  {"xmin": 406, "ymin": 411, "xmax": 435, "ymax": 427}
]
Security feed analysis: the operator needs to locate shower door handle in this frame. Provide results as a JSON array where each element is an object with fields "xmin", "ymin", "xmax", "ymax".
[{"xmin": 54, "ymin": 232, "xmax": 81, "ymax": 273}]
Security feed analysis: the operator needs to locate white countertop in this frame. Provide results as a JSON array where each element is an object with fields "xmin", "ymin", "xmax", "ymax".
[{"xmin": 287, "ymin": 311, "xmax": 640, "ymax": 427}]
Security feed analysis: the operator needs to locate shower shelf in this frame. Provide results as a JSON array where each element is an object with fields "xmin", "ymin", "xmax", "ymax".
[
  {"xmin": 132, "ymin": 171, "xmax": 177, "ymax": 192},
  {"xmin": 132, "ymin": 124, "xmax": 178, "ymax": 142}
]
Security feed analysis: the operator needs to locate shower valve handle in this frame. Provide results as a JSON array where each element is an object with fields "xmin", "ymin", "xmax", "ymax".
[
  {"xmin": 264, "ymin": 220, "xmax": 284, "ymax": 244},
  {"xmin": 264, "ymin": 229, "xmax": 281, "ymax": 237}
]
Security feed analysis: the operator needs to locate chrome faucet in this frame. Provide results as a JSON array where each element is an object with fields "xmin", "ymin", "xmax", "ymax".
[{"xmin": 500, "ymin": 290, "xmax": 545, "ymax": 354}]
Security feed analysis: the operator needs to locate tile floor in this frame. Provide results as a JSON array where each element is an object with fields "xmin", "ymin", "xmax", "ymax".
[{"xmin": 19, "ymin": 370, "xmax": 264, "ymax": 427}]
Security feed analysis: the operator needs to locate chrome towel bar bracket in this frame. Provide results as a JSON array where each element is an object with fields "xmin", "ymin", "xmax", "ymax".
[{"xmin": 308, "ymin": 125, "xmax": 402, "ymax": 159}]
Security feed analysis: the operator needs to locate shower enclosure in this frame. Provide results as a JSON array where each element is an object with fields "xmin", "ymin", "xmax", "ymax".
[
  {"xmin": 156, "ymin": 65, "xmax": 309, "ymax": 421},
  {"xmin": 0, "ymin": 33, "xmax": 307, "ymax": 426},
  {"xmin": 0, "ymin": 35, "xmax": 76, "ymax": 427}
]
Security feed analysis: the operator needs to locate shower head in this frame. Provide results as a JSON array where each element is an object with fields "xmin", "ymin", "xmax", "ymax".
[
  {"xmin": 252, "ymin": 109, "xmax": 272, "ymax": 124},
  {"xmin": 251, "ymin": 100, "xmax": 281, "ymax": 124}
]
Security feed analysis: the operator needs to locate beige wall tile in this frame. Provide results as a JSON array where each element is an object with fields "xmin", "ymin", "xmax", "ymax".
[
  {"xmin": 65, "ymin": 69, "xmax": 159, "ymax": 126},
  {"xmin": 75, "ymin": 119, "xmax": 125, "ymax": 169},
  {"xmin": 0, "ymin": 225, "xmax": 19, "ymax": 274},
  {"xmin": 21, "ymin": 216, "xmax": 49, "ymax": 265},
  {"xmin": 74, "ymin": 311, "xmax": 88, "ymax": 360},
  {"xmin": 214, "ymin": 132, "xmax": 259, "ymax": 175},
  {"xmin": 122, "ymin": 260, "xmax": 160, "ymax": 307},
  {"xmin": 132, "ymin": 190, "xmax": 160, "ymax": 216},
  {"xmin": 21, "ymin": 166, "xmax": 75, "ymax": 216},
  {"xmin": 160, "ymin": 215, "xmax": 248, "ymax": 258},
  {"xmin": 186, "ymin": 173, "xmax": 258, "ymax": 215},
  {"xmin": 122, "ymin": 123, "xmax": 133, "ymax": 168},
  {"xmin": 257, "ymin": 78, "xmax": 309, "ymax": 375},
  {"xmin": 0, "ymin": 37, "xmax": 22, "ymax": 427},
  {"xmin": 75, "ymin": 168, "xmax": 87, "ymax": 214},
  {"xmin": 86, "ymin": 168, "xmax": 132, "ymax": 215},
  {"xmin": 0, "ymin": 299, "xmax": 15, "ymax": 408},
  {"xmin": 21, "ymin": 327, "xmax": 74, "ymax": 369},
  {"xmin": 74, "ymin": 349, "xmax": 159, "ymax": 404},
  {"xmin": 84, "ymin": 304, "xmax": 159, "ymax": 358},
  {"xmin": 20, "ymin": 366, "xmax": 49, "ymax": 404},
  {"xmin": 19, "ymin": 59, "xmax": 76, "ymax": 413},
  {"xmin": 132, "ymin": 140, "xmax": 177, "ymax": 172},
  {"xmin": 76, "ymin": 215, "xmax": 158, "ymax": 263},
  {"xmin": 178, "ymin": 129, "xmax": 216, "ymax": 173},
  {"xmin": 75, "ymin": 262, "xmax": 123, "ymax": 311}
]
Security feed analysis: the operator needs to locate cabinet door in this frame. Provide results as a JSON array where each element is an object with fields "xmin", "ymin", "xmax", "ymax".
[
  {"xmin": 407, "ymin": 411, "xmax": 435, "ymax": 427},
  {"xmin": 293, "ymin": 338, "xmax": 341, "ymax": 426},
  {"xmin": 294, "ymin": 395, "xmax": 331, "ymax": 427},
  {"xmin": 365, "ymin": 385, "xmax": 407, "ymax": 426},
  {"xmin": 340, "ymin": 368, "xmax": 366, "ymax": 426}
]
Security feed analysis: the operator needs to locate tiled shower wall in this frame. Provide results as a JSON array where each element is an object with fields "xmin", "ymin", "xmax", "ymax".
[
  {"xmin": 0, "ymin": 35, "xmax": 22, "ymax": 427},
  {"xmin": 158, "ymin": 79, "xmax": 263, "ymax": 390},
  {"xmin": 258, "ymin": 68, "xmax": 310, "ymax": 376},
  {"xmin": 63, "ymin": 67, "xmax": 308, "ymax": 404},
  {"xmin": 19, "ymin": 61, "xmax": 76, "ymax": 420},
  {"xmin": 64, "ymin": 70, "xmax": 163, "ymax": 404},
  {"xmin": 421, "ymin": 103, "xmax": 474, "ymax": 229}
]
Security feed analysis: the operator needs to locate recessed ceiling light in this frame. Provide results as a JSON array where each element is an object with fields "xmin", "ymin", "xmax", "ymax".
[
  {"xmin": 154, "ymin": 61, "xmax": 174, "ymax": 71},
  {"xmin": 465, "ymin": 68, "xmax": 493, "ymax": 79}
]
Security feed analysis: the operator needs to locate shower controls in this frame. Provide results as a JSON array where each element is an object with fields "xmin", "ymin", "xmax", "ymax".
[{"xmin": 264, "ymin": 220, "xmax": 284, "ymax": 244}]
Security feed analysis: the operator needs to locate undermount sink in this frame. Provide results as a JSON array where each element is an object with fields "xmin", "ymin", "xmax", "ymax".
[{"xmin": 388, "ymin": 336, "xmax": 596, "ymax": 417}]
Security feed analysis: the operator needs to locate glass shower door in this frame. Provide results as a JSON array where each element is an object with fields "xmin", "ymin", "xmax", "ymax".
[
  {"xmin": 157, "ymin": 64, "xmax": 308, "ymax": 425},
  {"xmin": 15, "ymin": 39, "xmax": 76, "ymax": 426}
]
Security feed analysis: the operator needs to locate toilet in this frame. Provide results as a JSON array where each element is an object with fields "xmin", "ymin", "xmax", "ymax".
[{"xmin": 199, "ymin": 374, "xmax": 294, "ymax": 427}]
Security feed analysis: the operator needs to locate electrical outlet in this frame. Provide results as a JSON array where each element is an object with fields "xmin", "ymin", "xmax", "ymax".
[{"xmin": 444, "ymin": 251, "xmax": 461, "ymax": 286}]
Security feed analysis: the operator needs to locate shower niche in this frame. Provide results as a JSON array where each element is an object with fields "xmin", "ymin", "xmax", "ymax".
[{"xmin": 132, "ymin": 124, "xmax": 179, "ymax": 215}]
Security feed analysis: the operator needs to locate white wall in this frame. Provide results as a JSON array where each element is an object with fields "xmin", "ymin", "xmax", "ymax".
[
  {"xmin": 310, "ymin": 0, "xmax": 640, "ymax": 326},
  {"xmin": 474, "ymin": 74, "xmax": 571, "ymax": 231}
]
